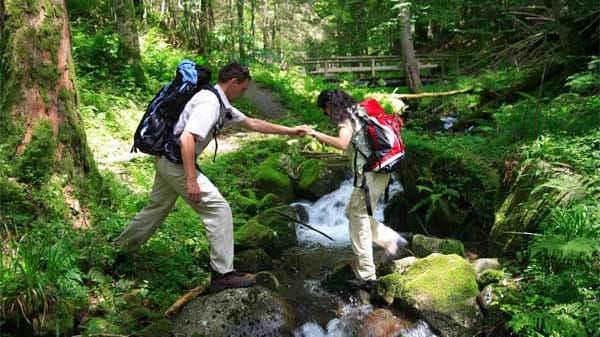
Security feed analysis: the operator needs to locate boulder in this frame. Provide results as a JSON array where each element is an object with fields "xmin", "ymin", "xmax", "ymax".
[
  {"xmin": 379, "ymin": 256, "xmax": 417, "ymax": 276},
  {"xmin": 235, "ymin": 205, "xmax": 298, "ymax": 257},
  {"xmin": 411, "ymin": 234, "xmax": 465, "ymax": 257},
  {"xmin": 255, "ymin": 154, "xmax": 295, "ymax": 203},
  {"xmin": 172, "ymin": 286, "xmax": 297, "ymax": 337},
  {"xmin": 472, "ymin": 258, "xmax": 500, "ymax": 274},
  {"xmin": 377, "ymin": 254, "xmax": 482, "ymax": 337},
  {"xmin": 235, "ymin": 248, "xmax": 272, "ymax": 272},
  {"xmin": 296, "ymin": 158, "xmax": 346, "ymax": 201}
]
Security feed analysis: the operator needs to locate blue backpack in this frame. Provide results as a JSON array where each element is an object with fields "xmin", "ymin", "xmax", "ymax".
[{"xmin": 131, "ymin": 60, "xmax": 224, "ymax": 163}]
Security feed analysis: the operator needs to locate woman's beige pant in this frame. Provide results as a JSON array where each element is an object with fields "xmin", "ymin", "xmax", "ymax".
[
  {"xmin": 115, "ymin": 156, "xmax": 234, "ymax": 274},
  {"xmin": 347, "ymin": 171, "xmax": 402, "ymax": 281}
]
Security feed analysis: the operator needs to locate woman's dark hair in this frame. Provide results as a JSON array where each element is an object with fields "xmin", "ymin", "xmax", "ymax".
[
  {"xmin": 317, "ymin": 89, "xmax": 356, "ymax": 124},
  {"xmin": 218, "ymin": 62, "xmax": 252, "ymax": 83}
]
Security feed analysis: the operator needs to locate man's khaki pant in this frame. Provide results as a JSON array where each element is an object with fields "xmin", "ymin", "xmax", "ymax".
[
  {"xmin": 346, "ymin": 171, "xmax": 402, "ymax": 281},
  {"xmin": 115, "ymin": 156, "xmax": 234, "ymax": 274}
]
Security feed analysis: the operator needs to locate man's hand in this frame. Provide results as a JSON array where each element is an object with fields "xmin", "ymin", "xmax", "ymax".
[
  {"xmin": 186, "ymin": 179, "xmax": 201, "ymax": 204},
  {"xmin": 296, "ymin": 125, "xmax": 315, "ymax": 137}
]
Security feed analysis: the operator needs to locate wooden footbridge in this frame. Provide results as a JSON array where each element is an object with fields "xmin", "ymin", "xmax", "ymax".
[{"xmin": 297, "ymin": 54, "xmax": 457, "ymax": 81}]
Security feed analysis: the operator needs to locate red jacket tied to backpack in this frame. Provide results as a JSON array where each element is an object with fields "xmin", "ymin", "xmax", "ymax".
[{"xmin": 356, "ymin": 98, "xmax": 405, "ymax": 173}]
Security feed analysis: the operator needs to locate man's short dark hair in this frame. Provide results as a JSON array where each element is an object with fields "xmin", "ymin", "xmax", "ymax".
[{"xmin": 218, "ymin": 62, "xmax": 252, "ymax": 83}]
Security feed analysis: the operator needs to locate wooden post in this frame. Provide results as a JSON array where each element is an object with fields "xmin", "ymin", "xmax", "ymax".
[{"xmin": 371, "ymin": 58, "xmax": 375, "ymax": 78}]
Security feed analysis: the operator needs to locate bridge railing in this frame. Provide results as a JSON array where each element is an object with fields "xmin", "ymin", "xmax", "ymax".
[{"xmin": 296, "ymin": 54, "xmax": 455, "ymax": 78}]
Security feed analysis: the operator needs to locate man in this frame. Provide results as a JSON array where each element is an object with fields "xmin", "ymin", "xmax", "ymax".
[{"xmin": 115, "ymin": 62, "xmax": 305, "ymax": 292}]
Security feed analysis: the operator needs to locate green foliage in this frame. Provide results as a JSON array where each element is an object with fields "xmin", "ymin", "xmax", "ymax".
[
  {"xmin": 409, "ymin": 176, "xmax": 460, "ymax": 223},
  {"xmin": 565, "ymin": 56, "xmax": 600, "ymax": 94},
  {"xmin": 0, "ymin": 233, "xmax": 87, "ymax": 329}
]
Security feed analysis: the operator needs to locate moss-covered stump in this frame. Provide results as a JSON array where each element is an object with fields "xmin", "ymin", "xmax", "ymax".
[
  {"xmin": 296, "ymin": 158, "xmax": 347, "ymax": 201},
  {"xmin": 255, "ymin": 154, "xmax": 295, "ymax": 203},
  {"xmin": 489, "ymin": 160, "xmax": 552, "ymax": 256},
  {"xmin": 234, "ymin": 248, "xmax": 273, "ymax": 272},
  {"xmin": 235, "ymin": 205, "xmax": 297, "ymax": 257},
  {"xmin": 172, "ymin": 286, "xmax": 297, "ymax": 337},
  {"xmin": 411, "ymin": 234, "xmax": 465, "ymax": 258},
  {"xmin": 377, "ymin": 254, "xmax": 482, "ymax": 337}
]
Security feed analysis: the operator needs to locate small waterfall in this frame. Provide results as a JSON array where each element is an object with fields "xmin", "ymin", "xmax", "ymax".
[
  {"xmin": 290, "ymin": 178, "xmax": 438, "ymax": 337},
  {"xmin": 293, "ymin": 178, "xmax": 403, "ymax": 246}
]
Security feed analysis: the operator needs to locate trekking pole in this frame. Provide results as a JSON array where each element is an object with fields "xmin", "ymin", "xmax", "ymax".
[{"xmin": 274, "ymin": 211, "xmax": 335, "ymax": 241}]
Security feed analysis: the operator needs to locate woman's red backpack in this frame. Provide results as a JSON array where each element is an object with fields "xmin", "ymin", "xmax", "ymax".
[{"xmin": 356, "ymin": 98, "xmax": 405, "ymax": 173}]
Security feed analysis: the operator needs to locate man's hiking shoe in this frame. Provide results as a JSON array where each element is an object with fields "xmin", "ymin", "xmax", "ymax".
[
  {"xmin": 209, "ymin": 270, "xmax": 256, "ymax": 293},
  {"xmin": 382, "ymin": 236, "xmax": 409, "ymax": 263}
]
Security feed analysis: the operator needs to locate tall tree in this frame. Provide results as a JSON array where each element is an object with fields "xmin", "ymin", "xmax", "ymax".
[
  {"xmin": 398, "ymin": 0, "xmax": 423, "ymax": 93},
  {"xmin": 237, "ymin": 0, "xmax": 246, "ymax": 60},
  {"xmin": 114, "ymin": 0, "xmax": 147, "ymax": 84},
  {"xmin": 0, "ymin": 0, "xmax": 97, "ymax": 226},
  {"xmin": 0, "ymin": 0, "xmax": 4, "ymax": 33}
]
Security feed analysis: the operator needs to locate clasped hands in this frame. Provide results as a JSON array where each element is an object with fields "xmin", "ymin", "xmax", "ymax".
[{"xmin": 291, "ymin": 125, "xmax": 317, "ymax": 138}]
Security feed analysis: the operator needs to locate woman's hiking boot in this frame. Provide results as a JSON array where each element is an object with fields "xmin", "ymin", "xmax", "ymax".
[
  {"xmin": 209, "ymin": 270, "xmax": 256, "ymax": 293},
  {"xmin": 382, "ymin": 236, "xmax": 409, "ymax": 262}
]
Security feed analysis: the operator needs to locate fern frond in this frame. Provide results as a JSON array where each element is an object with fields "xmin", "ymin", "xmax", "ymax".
[{"xmin": 531, "ymin": 235, "xmax": 600, "ymax": 262}]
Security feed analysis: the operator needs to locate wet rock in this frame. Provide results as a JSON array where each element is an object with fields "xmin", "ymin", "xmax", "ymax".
[
  {"xmin": 321, "ymin": 262, "xmax": 358, "ymax": 292},
  {"xmin": 478, "ymin": 284, "xmax": 497, "ymax": 311},
  {"xmin": 296, "ymin": 158, "xmax": 347, "ymax": 201},
  {"xmin": 411, "ymin": 234, "xmax": 465, "ymax": 257},
  {"xmin": 172, "ymin": 286, "xmax": 297, "ymax": 337},
  {"xmin": 472, "ymin": 258, "xmax": 500, "ymax": 274},
  {"xmin": 256, "ymin": 271, "xmax": 280, "ymax": 291},
  {"xmin": 235, "ymin": 248, "xmax": 272, "ymax": 272},
  {"xmin": 377, "ymin": 254, "xmax": 482, "ymax": 337},
  {"xmin": 379, "ymin": 256, "xmax": 417, "ymax": 276}
]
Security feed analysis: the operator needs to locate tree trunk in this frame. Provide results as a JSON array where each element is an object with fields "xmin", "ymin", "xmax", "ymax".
[
  {"xmin": 250, "ymin": 0, "xmax": 256, "ymax": 57},
  {"xmin": 262, "ymin": 0, "xmax": 269, "ymax": 50},
  {"xmin": 271, "ymin": 0, "xmax": 277, "ymax": 55},
  {"xmin": 544, "ymin": 0, "xmax": 585, "ymax": 57},
  {"xmin": 0, "ymin": 0, "xmax": 5, "ymax": 33},
  {"xmin": 198, "ymin": 0, "xmax": 209, "ymax": 57},
  {"xmin": 237, "ymin": 0, "xmax": 245, "ymax": 61},
  {"xmin": 114, "ymin": 0, "xmax": 147, "ymax": 84},
  {"xmin": 398, "ymin": 1, "xmax": 423, "ymax": 93},
  {"xmin": 0, "ymin": 0, "xmax": 97, "ymax": 227}
]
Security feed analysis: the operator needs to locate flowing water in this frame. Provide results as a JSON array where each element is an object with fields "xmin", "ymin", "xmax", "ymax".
[{"xmin": 284, "ymin": 179, "xmax": 438, "ymax": 337}]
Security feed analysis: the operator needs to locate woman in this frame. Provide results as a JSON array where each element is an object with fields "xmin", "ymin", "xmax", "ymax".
[{"xmin": 302, "ymin": 89, "xmax": 407, "ymax": 290}]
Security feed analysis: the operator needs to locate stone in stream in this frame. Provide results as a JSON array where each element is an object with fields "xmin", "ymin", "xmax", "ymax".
[{"xmin": 172, "ymin": 286, "xmax": 297, "ymax": 337}]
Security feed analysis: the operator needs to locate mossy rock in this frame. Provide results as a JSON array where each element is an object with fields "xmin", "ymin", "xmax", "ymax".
[
  {"xmin": 235, "ymin": 221, "xmax": 278, "ymax": 252},
  {"xmin": 138, "ymin": 319, "xmax": 172, "ymax": 337},
  {"xmin": 236, "ymin": 205, "xmax": 297, "ymax": 257},
  {"xmin": 296, "ymin": 158, "xmax": 346, "ymax": 201},
  {"xmin": 411, "ymin": 234, "xmax": 465, "ymax": 257},
  {"xmin": 477, "ymin": 269, "xmax": 505, "ymax": 288},
  {"xmin": 83, "ymin": 317, "xmax": 123, "ymax": 335},
  {"xmin": 235, "ymin": 248, "xmax": 272, "ymax": 272},
  {"xmin": 255, "ymin": 154, "xmax": 295, "ymax": 203},
  {"xmin": 377, "ymin": 254, "xmax": 482, "ymax": 337},
  {"xmin": 233, "ymin": 190, "xmax": 259, "ymax": 216},
  {"xmin": 258, "ymin": 193, "xmax": 282, "ymax": 210}
]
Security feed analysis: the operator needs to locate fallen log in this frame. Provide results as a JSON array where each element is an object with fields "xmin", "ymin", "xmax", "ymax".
[
  {"xmin": 164, "ymin": 281, "xmax": 209, "ymax": 318},
  {"xmin": 390, "ymin": 86, "xmax": 474, "ymax": 99}
]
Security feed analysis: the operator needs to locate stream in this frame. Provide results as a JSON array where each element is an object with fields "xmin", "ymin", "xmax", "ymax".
[{"xmin": 276, "ymin": 179, "xmax": 438, "ymax": 337}]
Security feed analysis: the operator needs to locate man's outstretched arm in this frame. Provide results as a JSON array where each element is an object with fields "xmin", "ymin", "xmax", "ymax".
[{"xmin": 240, "ymin": 117, "xmax": 305, "ymax": 136}]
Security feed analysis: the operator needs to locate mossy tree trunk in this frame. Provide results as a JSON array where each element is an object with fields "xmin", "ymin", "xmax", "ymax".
[
  {"xmin": 0, "ymin": 0, "xmax": 97, "ymax": 227},
  {"xmin": 398, "ymin": 0, "xmax": 423, "ymax": 94},
  {"xmin": 114, "ymin": 0, "xmax": 146, "ymax": 85}
]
